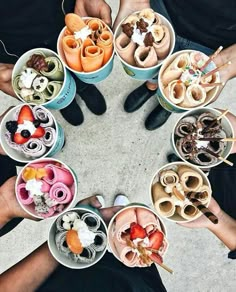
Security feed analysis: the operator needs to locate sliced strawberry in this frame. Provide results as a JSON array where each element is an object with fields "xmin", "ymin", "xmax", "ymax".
[
  {"xmin": 149, "ymin": 230, "xmax": 164, "ymax": 250},
  {"xmin": 31, "ymin": 126, "xmax": 45, "ymax": 139},
  {"xmin": 13, "ymin": 133, "xmax": 30, "ymax": 144},
  {"xmin": 17, "ymin": 105, "xmax": 34, "ymax": 124},
  {"xmin": 149, "ymin": 252, "xmax": 163, "ymax": 265},
  {"xmin": 130, "ymin": 222, "xmax": 147, "ymax": 240}
]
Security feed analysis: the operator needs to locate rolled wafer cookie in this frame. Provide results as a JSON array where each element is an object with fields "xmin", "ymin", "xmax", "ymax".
[
  {"xmin": 65, "ymin": 13, "xmax": 87, "ymax": 33},
  {"xmin": 134, "ymin": 46, "xmax": 158, "ymax": 68},
  {"xmin": 17, "ymin": 183, "xmax": 34, "ymax": 205},
  {"xmin": 97, "ymin": 30, "xmax": 113, "ymax": 65},
  {"xmin": 72, "ymin": 246, "xmax": 96, "ymax": 263},
  {"xmin": 114, "ymin": 207, "xmax": 137, "ymax": 243},
  {"xmin": 112, "ymin": 235, "xmax": 139, "ymax": 267},
  {"xmin": 115, "ymin": 32, "xmax": 137, "ymax": 66},
  {"xmin": 55, "ymin": 231, "xmax": 71, "ymax": 255},
  {"xmin": 180, "ymin": 84, "xmax": 206, "ymax": 108},
  {"xmin": 136, "ymin": 207, "xmax": 161, "ymax": 235},
  {"xmin": 163, "ymin": 80, "xmax": 186, "ymax": 105},
  {"xmin": 159, "ymin": 169, "xmax": 179, "ymax": 187},
  {"xmin": 81, "ymin": 213, "xmax": 101, "ymax": 232},
  {"xmin": 81, "ymin": 38, "xmax": 104, "ymax": 72},
  {"xmin": 21, "ymin": 139, "xmax": 47, "ymax": 158},
  {"xmin": 176, "ymin": 204, "xmax": 199, "ymax": 220},
  {"xmin": 62, "ymin": 35, "xmax": 83, "ymax": 71},
  {"xmin": 161, "ymin": 53, "xmax": 191, "ymax": 86},
  {"xmin": 186, "ymin": 194, "xmax": 218, "ymax": 224},
  {"xmin": 49, "ymin": 182, "xmax": 73, "ymax": 204},
  {"xmin": 91, "ymin": 230, "xmax": 107, "ymax": 252},
  {"xmin": 152, "ymin": 182, "xmax": 175, "ymax": 217},
  {"xmin": 187, "ymin": 186, "xmax": 211, "ymax": 205},
  {"xmin": 40, "ymin": 57, "xmax": 64, "ymax": 81},
  {"xmin": 152, "ymin": 25, "xmax": 170, "ymax": 60},
  {"xmin": 41, "ymin": 127, "xmax": 56, "ymax": 147},
  {"xmin": 32, "ymin": 106, "xmax": 54, "ymax": 127},
  {"xmin": 177, "ymin": 165, "xmax": 203, "ymax": 192}
]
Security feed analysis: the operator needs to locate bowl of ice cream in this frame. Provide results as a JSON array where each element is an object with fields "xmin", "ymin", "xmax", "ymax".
[
  {"xmin": 0, "ymin": 104, "xmax": 64, "ymax": 163},
  {"xmin": 12, "ymin": 48, "xmax": 76, "ymax": 110},
  {"xmin": 15, "ymin": 158, "xmax": 77, "ymax": 219},
  {"xmin": 48, "ymin": 206, "xmax": 107, "ymax": 269},
  {"xmin": 108, "ymin": 205, "xmax": 168, "ymax": 268},
  {"xmin": 150, "ymin": 162, "xmax": 212, "ymax": 222},
  {"xmin": 57, "ymin": 13, "xmax": 115, "ymax": 84},
  {"xmin": 172, "ymin": 107, "xmax": 234, "ymax": 169},
  {"xmin": 114, "ymin": 8, "xmax": 175, "ymax": 80},
  {"xmin": 157, "ymin": 50, "xmax": 221, "ymax": 113}
]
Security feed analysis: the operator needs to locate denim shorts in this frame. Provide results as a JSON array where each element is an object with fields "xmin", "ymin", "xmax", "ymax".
[{"xmin": 148, "ymin": 0, "xmax": 214, "ymax": 82}]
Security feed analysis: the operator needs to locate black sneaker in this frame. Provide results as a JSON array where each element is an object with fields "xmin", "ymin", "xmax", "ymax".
[
  {"xmin": 167, "ymin": 153, "xmax": 182, "ymax": 163},
  {"xmin": 75, "ymin": 78, "xmax": 106, "ymax": 115},
  {"xmin": 124, "ymin": 83, "xmax": 156, "ymax": 113},
  {"xmin": 145, "ymin": 104, "xmax": 172, "ymax": 130},
  {"xmin": 60, "ymin": 98, "xmax": 84, "ymax": 126}
]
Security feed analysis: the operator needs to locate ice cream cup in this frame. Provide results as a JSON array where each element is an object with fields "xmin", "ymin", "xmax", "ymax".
[
  {"xmin": 171, "ymin": 107, "xmax": 234, "ymax": 169},
  {"xmin": 57, "ymin": 18, "xmax": 115, "ymax": 84},
  {"xmin": 0, "ymin": 104, "xmax": 65, "ymax": 163},
  {"xmin": 48, "ymin": 206, "xmax": 108, "ymax": 269},
  {"xmin": 114, "ymin": 11, "xmax": 175, "ymax": 80},
  {"xmin": 150, "ymin": 162, "xmax": 212, "ymax": 223},
  {"xmin": 15, "ymin": 158, "xmax": 78, "ymax": 219},
  {"xmin": 12, "ymin": 48, "xmax": 76, "ymax": 110},
  {"xmin": 107, "ymin": 204, "xmax": 168, "ymax": 268},
  {"xmin": 157, "ymin": 49, "xmax": 221, "ymax": 113}
]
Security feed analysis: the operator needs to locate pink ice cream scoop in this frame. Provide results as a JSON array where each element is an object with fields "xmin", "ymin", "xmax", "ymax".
[
  {"xmin": 43, "ymin": 164, "xmax": 74, "ymax": 186},
  {"xmin": 17, "ymin": 183, "xmax": 33, "ymax": 205},
  {"xmin": 49, "ymin": 182, "xmax": 73, "ymax": 204}
]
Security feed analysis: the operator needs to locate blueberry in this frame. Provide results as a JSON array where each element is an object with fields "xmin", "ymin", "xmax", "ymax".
[
  {"xmin": 21, "ymin": 130, "xmax": 31, "ymax": 138},
  {"xmin": 6, "ymin": 121, "xmax": 18, "ymax": 133},
  {"xmin": 33, "ymin": 120, "xmax": 41, "ymax": 128}
]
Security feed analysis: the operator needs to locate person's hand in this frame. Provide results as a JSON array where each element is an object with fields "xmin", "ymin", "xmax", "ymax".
[
  {"xmin": 113, "ymin": 0, "xmax": 150, "ymax": 32},
  {"xmin": 77, "ymin": 195, "xmax": 123, "ymax": 224},
  {"xmin": 178, "ymin": 197, "xmax": 222, "ymax": 229},
  {"xmin": 0, "ymin": 63, "xmax": 16, "ymax": 97},
  {"xmin": 74, "ymin": 0, "xmax": 112, "ymax": 27},
  {"xmin": 0, "ymin": 176, "xmax": 36, "ymax": 229},
  {"xmin": 0, "ymin": 106, "xmax": 15, "ymax": 155}
]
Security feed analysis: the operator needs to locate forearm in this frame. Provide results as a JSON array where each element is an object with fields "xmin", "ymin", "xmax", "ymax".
[
  {"xmin": 208, "ymin": 210, "xmax": 236, "ymax": 251},
  {"xmin": 217, "ymin": 44, "xmax": 236, "ymax": 81},
  {"xmin": 119, "ymin": 0, "xmax": 150, "ymax": 13},
  {"xmin": 0, "ymin": 243, "xmax": 58, "ymax": 291}
]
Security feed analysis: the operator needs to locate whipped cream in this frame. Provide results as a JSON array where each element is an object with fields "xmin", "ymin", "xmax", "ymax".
[
  {"xmin": 16, "ymin": 120, "xmax": 37, "ymax": 135},
  {"xmin": 131, "ymin": 27, "xmax": 146, "ymax": 46},
  {"xmin": 165, "ymin": 185, "xmax": 174, "ymax": 194},
  {"xmin": 20, "ymin": 68, "xmax": 37, "ymax": 89},
  {"xmin": 25, "ymin": 179, "xmax": 43, "ymax": 197},
  {"xmin": 74, "ymin": 26, "xmax": 92, "ymax": 41},
  {"xmin": 196, "ymin": 140, "xmax": 209, "ymax": 149},
  {"xmin": 75, "ymin": 219, "xmax": 95, "ymax": 247},
  {"xmin": 180, "ymin": 67, "xmax": 201, "ymax": 86}
]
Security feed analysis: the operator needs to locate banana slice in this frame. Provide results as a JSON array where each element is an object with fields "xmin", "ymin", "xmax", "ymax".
[
  {"xmin": 139, "ymin": 8, "xmax": 155, "ymax": 24},
  {"xmin": 151, "ymin": 24, "xmax": 165, "ymax": 42},
  {"xmin": 123, "ymin": 14, "xmax": 139, "ymax": 26}
]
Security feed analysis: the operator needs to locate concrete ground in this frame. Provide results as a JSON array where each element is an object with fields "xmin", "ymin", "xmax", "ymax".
[{"xmin": 0, "ymin": 1, "xmax": 236, "ymax": 291}]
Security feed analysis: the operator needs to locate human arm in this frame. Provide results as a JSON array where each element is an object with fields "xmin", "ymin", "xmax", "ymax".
[
  {"xmin": 113, "ymin": 0, "xmax": 150, "ymax": 32},
  {"xmin": 0, "ymin": 63, "xmax": 16, "ymax": 97},
  {"xmin": 179, "ymin": 197, "xmax": 236, "ymax": 251},
  {"xmin": 0, "ymin": 196, "xmax": 122, "ymax": 290},
  {"xmin": 74, "ymin": 0, "xmax": 112, "ymax": 26}
]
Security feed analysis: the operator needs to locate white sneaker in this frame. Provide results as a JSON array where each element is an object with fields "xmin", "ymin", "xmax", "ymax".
[
  {"xmin": 113, "ymin": 194, "xmax": 130, "ymax": 206},
  {"xmin": 96, "ymin": 195, "xmax": 106, "ymax": 208}
]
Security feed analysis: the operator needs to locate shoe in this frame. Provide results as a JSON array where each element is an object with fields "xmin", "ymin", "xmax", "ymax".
[
  {"xmin": 124, "ymin": 83, "xmax": 156, "ymax": 113},
  {"xmin": 60, "ymin": 98, "xmax": 84, "ymax": 126},
  {"xmin": 96, "ymin": 195, "xmax": 106, "ymax": 208},
  {"xmin": 75, "ymin": 78, "xmax": 106, "ymax": 115},
  {"xmin": 113, "ymin": 194, "xmax": 130, "ymax": 206},
  {"xmin": 167, "ymin": 153, "xmax": 181, "ymax": 163},
  {"xmin": 145, "ymin": 104, "xmax": 172, "ymax": 130}
]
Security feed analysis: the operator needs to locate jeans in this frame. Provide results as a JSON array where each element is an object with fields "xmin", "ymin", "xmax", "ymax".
[{"xmin": 148, "ymin": 0, "xmax": 214, "ymax": 83}]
